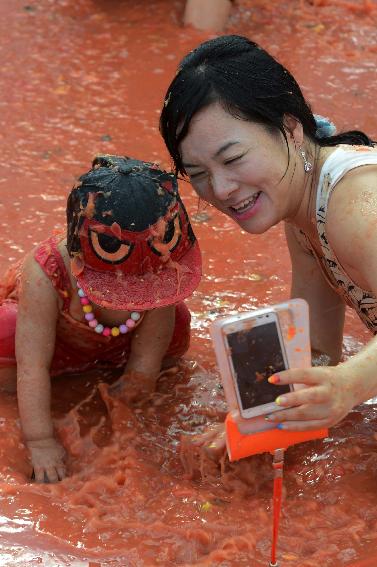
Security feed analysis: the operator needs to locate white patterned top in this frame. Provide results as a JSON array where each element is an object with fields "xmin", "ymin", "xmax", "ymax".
[{"xmin": 299, "ymin": 145, "xmax": 377, "ymax": 333}]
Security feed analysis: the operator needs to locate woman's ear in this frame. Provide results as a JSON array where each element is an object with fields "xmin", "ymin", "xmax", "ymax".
[{"xmin": 283, "ymin": 114, "xmax": 304, "ymax": 148}]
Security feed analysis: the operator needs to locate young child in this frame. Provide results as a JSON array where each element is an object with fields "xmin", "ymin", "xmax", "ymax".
[{"xmin": 0, "ymin": 155, "xmax": 202, "ymax": 483}]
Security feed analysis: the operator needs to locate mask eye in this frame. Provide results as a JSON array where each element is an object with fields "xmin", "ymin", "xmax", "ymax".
[
  {"xmin": 149, "ymin": 214, "xmax": 181, "ymax": 256},
  {"xmin": 89, "ymin": 230, "xmax": 133, "ymax": 264}
]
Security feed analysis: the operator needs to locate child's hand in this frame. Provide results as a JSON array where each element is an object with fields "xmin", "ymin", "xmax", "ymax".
[
  {"xmin": 190, "ymin": 422, "xmax": 227, "ymax": 460},
  {"xmin": 110, "ymin": 370, "xmax": 158, "ymax": 404},
  {"xmin": 27, "ymin": 437, "xmax": 66, "ymax": 483}
]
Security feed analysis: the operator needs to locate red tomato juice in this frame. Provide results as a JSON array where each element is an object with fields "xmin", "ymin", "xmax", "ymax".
[{"xmin": 0, "ymin": 1, "xmax": 376, "ymax": 565}]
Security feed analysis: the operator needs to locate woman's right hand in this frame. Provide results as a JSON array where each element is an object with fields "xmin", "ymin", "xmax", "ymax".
[{"xmin": 27, "ymin": 437, "xmax": 66, "ymax": 483}]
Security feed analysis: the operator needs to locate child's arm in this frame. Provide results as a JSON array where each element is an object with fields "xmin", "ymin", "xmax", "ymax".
[
  {"xmin": 16, "ymin": 254, "xmax": 66, "ymax": 483},
  {"xmin": 116, "ymin": 305, "xmax": 176, "ymax": 402}
]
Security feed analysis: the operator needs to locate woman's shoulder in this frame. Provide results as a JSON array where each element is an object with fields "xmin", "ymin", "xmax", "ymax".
[
  {"xmin": 330, "ymin": 162, "xmax": 377, "ymax": 212},
  {"xmin": 320, "ymin": 143, "xmax": 377, "ymax": 180},
  {"xmin": 317, "ymin": 144, "xmax": 377, "ymax": 215},
  {"xmin": 325, "ymin": 160, "xmax": 377, "ymax": 287}
]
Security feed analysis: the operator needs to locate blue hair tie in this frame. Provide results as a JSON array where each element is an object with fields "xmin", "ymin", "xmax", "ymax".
[{"xmin": 314, "ymin": 114, "xmax": 337, "ymax": 139}]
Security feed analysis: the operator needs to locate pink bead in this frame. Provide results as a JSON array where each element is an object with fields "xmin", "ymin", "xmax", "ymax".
[
  {"xmin": 85, "ymin": 313, "xmax": 95, "ymax": 321},
  {"xmin": 89, "ymin": 319, "xmax": 98, "ymax": 328},
  {"xmin": 102, "ymin": 327, "xmax": 111, "ymax": 337},
  {"xmin": 119, "ymin": 324, "xmax": 128, "ymax": 334},
  {"xmin": 126, "ymin": 319, "xmax": 136, "ymax": 328},
  {"xmin": 80, "ymin": 297, "xmax": 90, "ymax": 305}
]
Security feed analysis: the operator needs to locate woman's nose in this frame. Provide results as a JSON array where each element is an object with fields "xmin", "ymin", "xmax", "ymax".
[{"xmin": 210, "ymin": 174, "xmax": 238, "ymax": 201}]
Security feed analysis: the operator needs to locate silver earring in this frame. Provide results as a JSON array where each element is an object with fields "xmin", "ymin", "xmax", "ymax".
[{"xmin": 299, "ymin": 148, "xmax": 312, "ymax": 173}]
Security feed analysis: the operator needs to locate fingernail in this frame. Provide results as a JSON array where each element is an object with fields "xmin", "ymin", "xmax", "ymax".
[
  {"xmin": 276, "ymin": 423, "xmax": 284, "ymax": 430},
  {"xmin": 275, "ymin": 396, "xmax": 287, "ymax": 406},
  {"xmin": 268, "ymin": 374, "xmax": 280, "ymax": 384}
]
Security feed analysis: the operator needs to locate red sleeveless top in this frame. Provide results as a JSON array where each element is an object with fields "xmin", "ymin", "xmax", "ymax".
[{"xmin": 0, "ymin": 236, "xmax": 190, "ymax": 375}]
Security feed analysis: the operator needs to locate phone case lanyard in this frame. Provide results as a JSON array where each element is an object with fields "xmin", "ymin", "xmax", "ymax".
[{"xmin": 269, "ymin": 448, "xmax": 285, "ymax": 567}]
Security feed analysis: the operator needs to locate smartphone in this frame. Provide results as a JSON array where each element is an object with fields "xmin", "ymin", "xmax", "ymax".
[{"xmin": 222, "ymin": 311, "xmax": 292, "ymax": 419}]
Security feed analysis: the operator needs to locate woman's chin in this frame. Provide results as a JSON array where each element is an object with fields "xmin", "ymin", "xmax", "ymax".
[{"xmin": 234, "ymin": 214, "xmax": 274, "ymax": 235}]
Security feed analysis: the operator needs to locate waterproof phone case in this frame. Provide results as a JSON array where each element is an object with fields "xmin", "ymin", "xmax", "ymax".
[{"xmin": 210, "ymin": 299, "xmax": 328, "ymax": 461}]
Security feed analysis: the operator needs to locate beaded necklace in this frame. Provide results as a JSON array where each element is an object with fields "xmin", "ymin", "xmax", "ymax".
[{"xmin": 77, "ymin": 287, "xmax": 141, "ymax": 337}]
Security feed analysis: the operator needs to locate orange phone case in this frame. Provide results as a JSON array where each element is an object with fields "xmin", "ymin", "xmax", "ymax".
[
  {"xmin": 210, "ymin": 299, "xmax": 328, "ymax": 461},
  {"xmin": 225, "ymin": 411, "xmax": 327, "ymax": 461}
]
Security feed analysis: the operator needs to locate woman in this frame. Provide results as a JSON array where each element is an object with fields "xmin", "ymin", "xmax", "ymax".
[{"xmin": 160, "ymin": 34, "xmax": 377, "ymax": 444}]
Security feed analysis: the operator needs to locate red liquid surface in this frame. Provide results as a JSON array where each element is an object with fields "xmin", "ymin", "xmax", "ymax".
[{"xmin": 0, "ymin": 1, "xmax": 376, "ymax": 565}]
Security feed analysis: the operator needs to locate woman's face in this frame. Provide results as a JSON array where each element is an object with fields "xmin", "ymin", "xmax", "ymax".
[{"xmin": 179, "ymin": 103, "xmax": 301, "ymax": 234}]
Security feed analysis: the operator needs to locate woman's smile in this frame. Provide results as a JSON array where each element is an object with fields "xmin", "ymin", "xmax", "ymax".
[{"xmin": 229, "ymin": 191, "xmax": 262, "ymax": 220}]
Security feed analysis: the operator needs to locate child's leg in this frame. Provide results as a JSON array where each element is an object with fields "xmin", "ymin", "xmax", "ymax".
[
  {"xmin": 162, "ymin": 302, "xmax": 191, "ymax": 368},
  {"xmin": 0, "ymin": 367, "xmax": 17, "ymax": 393},
  {"xmin": 0, "ymin": 301, "xmax": 17, "ymax": 392}
]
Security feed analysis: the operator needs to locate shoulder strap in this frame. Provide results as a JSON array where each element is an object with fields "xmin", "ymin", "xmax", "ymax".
[
  {"xmin": 34, "ymin": 236, "xmax": 71, "ymax": 311},
  {"xmin": 316, "ymin": 145, "xmax": 377, "ymax": 214}
]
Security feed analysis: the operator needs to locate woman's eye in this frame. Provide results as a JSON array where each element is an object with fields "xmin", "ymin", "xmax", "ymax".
[
  {"xmin": 149, "ymin": 214, "xmax": 181, "ymax": 255},
  {"xmin": 224, "ymin": 154, "xmax": 243, "ymax": 165},
  {"xmin": 89, "ymin": 230, "xmax": 133, "ymax": 264},
  {"xmin": 189, "ymin": 171, "xmax": 207, "ymax": 180}
]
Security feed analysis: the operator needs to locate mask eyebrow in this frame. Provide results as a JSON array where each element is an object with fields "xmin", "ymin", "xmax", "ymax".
[{"xmin": 182, "ymin": 141, "xmax": 240, "ymax": 170}]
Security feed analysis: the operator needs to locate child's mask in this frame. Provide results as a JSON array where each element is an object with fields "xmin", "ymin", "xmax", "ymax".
[{"xmin": 67, "ymin": 156, "xmax": 201, "ymax": 311}]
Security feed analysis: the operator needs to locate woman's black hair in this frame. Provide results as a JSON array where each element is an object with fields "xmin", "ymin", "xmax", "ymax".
[{"xmin": 160, "ymin": 35, "xmax": 374, "ymax": 176}]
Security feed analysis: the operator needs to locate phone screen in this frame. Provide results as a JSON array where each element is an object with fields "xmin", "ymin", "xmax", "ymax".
[{"xmin": 227, "ymin": 321, "xmax": 290, "ymax": 410}]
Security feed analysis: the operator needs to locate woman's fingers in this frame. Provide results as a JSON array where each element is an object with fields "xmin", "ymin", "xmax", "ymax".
[
  {"xmin": 270, "ymin": 367, "xmax": 332, "ymax": 386},
  {"xmin": 265, "ymin": 367, "xmax": 335, "ymax": 421},
  {"xmin": 266, "ymin": 402, "xmax": 330, "ymax": 423},
  {"xmin": 266, "ymin": 365, "xmax": 354, "ymax": 428},
  {"xmin": 271, "ymin": 385, "xmax": 329, "ymax": 410},
  {"xmin": 273, "ymin": 419, "xmax": 330, "ymax": 432}
]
